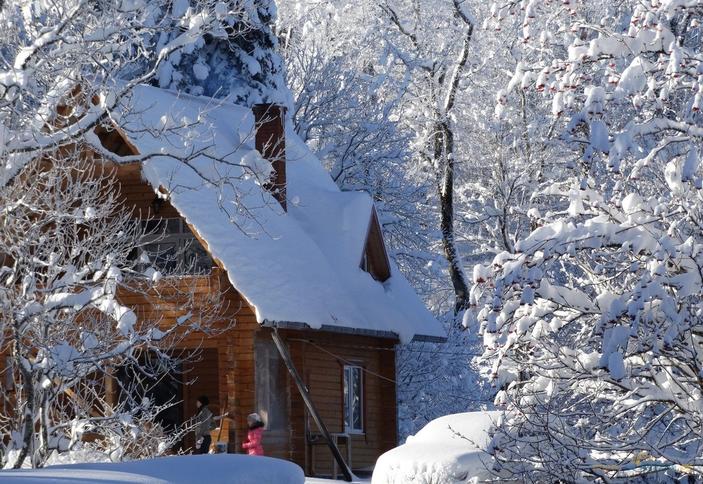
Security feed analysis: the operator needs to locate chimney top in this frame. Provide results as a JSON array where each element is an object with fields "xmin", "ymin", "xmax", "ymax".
[{"xmin": 253, "ymin": 104, "xmax": 287, "ymax": 211}]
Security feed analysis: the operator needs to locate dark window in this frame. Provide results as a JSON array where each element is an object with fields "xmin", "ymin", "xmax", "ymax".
[
  {"xmin": 360, "ymin": 210, "xmax": 391, "ymax": 282},
  {"xmin": 343, "ymin": 365, "xmax": 363, "ymax": 433},
  {"xmin": 144, "ymin": 241, "xmax": 179, "ymax": 273},
  {"xmin": 138, "ymin": 218, "xmax": 212, "ymax": 274}
]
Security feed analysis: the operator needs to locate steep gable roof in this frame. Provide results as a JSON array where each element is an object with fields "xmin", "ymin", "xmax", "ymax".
[{"xmin": 105, "ymin": 85, "xmax": 445, "ymax": 343}]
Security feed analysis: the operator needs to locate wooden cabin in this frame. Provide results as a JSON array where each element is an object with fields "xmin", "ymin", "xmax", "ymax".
[{"xmin": 30, "ymin": 84, "xmax": 446, "ymax": 477}]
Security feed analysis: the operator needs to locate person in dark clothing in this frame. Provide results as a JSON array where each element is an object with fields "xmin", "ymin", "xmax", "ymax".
[{"xmin": 193, "ymin": 395, "xmax": 213, "ymax": 454}]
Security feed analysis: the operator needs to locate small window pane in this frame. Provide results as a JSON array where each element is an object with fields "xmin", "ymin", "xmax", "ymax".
[
  {"xmin": 142, "ymin": 219, "xmax": 165, "ymax": 234},
  {"xmin": 351, "ymin": 368, "xmax": 362, "ymax": 430},
  {"xmin": 145, "ymin": 242, "xmax": 178, "ymax": 272},
  {"xmin": 343, "ymin": 365, "xmax": 363, "ymax": 433},
  {"xmin": 142, "ymin": 218, "xmax": 181, "ymax": 234},
  {"xmin": 166, "ymin": 218, "xmax": 182, "ymax": 234},
  {"xmin": 183, "ymin": 239, "xmax": 212, "ymax": 273}
]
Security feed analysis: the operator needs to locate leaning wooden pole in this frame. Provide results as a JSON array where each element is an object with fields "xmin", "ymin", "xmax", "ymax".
[{"xmin": 271, "ymin": 328, "xmax": 353, "ymax": 482}]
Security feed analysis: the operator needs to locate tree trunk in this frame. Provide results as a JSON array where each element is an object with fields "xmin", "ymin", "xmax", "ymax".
[
  {"xmin": 436, "ymin": 119, "xmax": 470, "ymax": 315},
  {"xmin": 13, "ymin": 348, "xmax": 35, "ymax": 469},
  {"xmin": 38, "ymin": 389, "xmax": 50, "ymax": 466},
  {"xmin": 382, "ymin": 1, "xmax": 474, "ymax": 317},
  {"xmin": 437, "ymin": 15, "xmax": 473, "ymax": 316}
]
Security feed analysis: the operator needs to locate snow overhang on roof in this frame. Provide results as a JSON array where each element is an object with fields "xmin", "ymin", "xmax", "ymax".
[{"xmin": 107, "ymin": 84, "xmax": 446, "ymax": 343}]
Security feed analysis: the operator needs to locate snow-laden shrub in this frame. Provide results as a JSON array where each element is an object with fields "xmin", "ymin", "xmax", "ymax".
[
  {"xmin": 474, "ymin": 1, "xmax": 703, "ymax": 481},
  {"xmin": 0, "ymin": 155, "xmax": 224, "ymax": 468}
]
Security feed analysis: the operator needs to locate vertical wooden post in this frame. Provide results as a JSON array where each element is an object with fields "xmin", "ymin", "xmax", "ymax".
[
  {"xmin": 271, "ymin": 328, "xmax": 353, "ymax": 482},
  {"xmin": 104, "ymin": 367, "xmax": 115, "ymax": 410}
]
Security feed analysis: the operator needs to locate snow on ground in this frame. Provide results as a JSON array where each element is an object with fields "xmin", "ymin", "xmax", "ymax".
[
  {"xmin": 372, "ymin": 411, "xmax": 501, "ymax": 484},
  {"xmin": 305, "ymin": 478, "xmax": 371, "ymax": 484},
  {"xmin": 0, "ymin": 454, "xmax": 304, "ymax": 483}
]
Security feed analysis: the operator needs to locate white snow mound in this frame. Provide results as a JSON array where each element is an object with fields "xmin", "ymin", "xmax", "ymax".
[
  {"xmin": 0, "ymin": 454, "xmax": 305, "ymax": 484},
  {"xmin": 372, "ymin": 411, "xmax": 501, "ymax": 484}
]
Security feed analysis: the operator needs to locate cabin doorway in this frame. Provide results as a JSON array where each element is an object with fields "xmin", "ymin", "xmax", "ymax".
[
  {"xmin": 114, "ymin": 348, "xmax": 220, "ymax": 453},
  {"xmin": 114, "ymin": 356, "xmax": 184, "ymax": 450},
  {"xmin": 255, "ymin": 336, "xmax": 290, "ymax": 459}
]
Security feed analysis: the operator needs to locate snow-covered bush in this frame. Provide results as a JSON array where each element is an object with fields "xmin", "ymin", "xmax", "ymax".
[
  {"xmin": 0, "ymin": 155, "xmax": 224, "ymax": 468},
  {"xmin": 475, "ymin": 1, "xmax": 703, "ymax": 480},
  {"xmin": 373, "ymin": 411, "xmax": 501, "ymax": 484}
]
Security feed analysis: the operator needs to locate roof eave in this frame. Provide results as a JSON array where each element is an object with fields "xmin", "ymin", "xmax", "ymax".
[
  {"xmin": 262, "ymin": 319, "xmax": 401, "ymax": 341},
  {"xmin": 262, "ymin": 319, "xmax": 446, "ymax": 343},
  {"xmin": 410, "ymin": 333, "xmax": 447, "ymax": 343}
]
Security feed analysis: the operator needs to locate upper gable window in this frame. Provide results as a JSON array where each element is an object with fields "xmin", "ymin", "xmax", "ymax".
[
  {"xmin": 360, "ymin": 210, "xmax": 391, "ymax": 282},
  {"xmin": 94, "ymin": 123, "xmax": 136, "ymax": 157},
  {"xmin": 139, "ymin": 218, "xmax": 212, "ymax": 275}
]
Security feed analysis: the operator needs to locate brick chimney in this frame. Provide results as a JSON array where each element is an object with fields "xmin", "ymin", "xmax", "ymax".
[{"xmin": 252, "ymin": 103, "xmax": 287, "ymax": 211}]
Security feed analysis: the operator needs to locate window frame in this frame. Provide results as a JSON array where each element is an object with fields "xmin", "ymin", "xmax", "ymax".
[
  {"xmin": 343, "ymin": 364, "xmax": 364, "ymax": 435},
  {"xmin": 358, "ymin": 209, "xmax": 391, "ymax": 282},
  {"xmin": 139, "ymin": 218, "xmax": 212, "ymax": 275}
]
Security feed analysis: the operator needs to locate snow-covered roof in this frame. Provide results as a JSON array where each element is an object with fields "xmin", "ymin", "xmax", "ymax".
[{"xmin": 112, "ymin": 84, "xmax": 444, "ymax": 343}]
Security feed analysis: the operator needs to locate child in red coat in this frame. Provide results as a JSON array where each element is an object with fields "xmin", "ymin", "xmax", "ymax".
[{"xmin": 242, "ymin": 412, "xmax": 265, "ymax": 456}]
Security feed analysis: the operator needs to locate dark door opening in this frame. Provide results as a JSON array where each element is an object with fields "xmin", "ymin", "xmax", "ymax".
[
  {"xmin": 115, "ymin": 356, "xmax": 184, "ymax": 452},
  {"xmin": 115, "ymin": 348, "xmax": 220, "ymax": 454}
]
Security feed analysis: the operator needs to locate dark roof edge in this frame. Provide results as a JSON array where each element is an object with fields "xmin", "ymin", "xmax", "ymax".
[
  {"xmin": 410, "ymin": 334, "xmax": 448, "ymax": 343},
  {"xmin": 262, "ymin": 319, "xmax": 446, "ymax": 343}
]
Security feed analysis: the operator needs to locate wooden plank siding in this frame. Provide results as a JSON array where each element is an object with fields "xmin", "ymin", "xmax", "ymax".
[
  {"xmin": 275, "ymin": 329, "xmax": 398, "ymax": 475},
  {"xmin": 112, "ymin": 268, "xmax": 262, "ymax": 455},
  {"xmin": 2, "ymin": 130, "xmax": 402, "ymax": 474},
  {"xmin": 112, "ymin": 163, "xmax": 260, "ymax": 454},
  {"xmin": 110, "ymin": 145, "xmax": 398, "ymax": 474}
]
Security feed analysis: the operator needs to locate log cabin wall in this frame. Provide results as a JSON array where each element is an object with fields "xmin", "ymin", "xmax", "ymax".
[
  {"xmin": 4, "ymin": 135, "xmax": 402, "ymax": 468},
  {"xmin": 270, "ymin": 328, "xmax": 398, "ymax": 476},
  {"xmin": 113, "ymin": 269, "xmax": 262, "ymax": 454},
  {"xmin": 113, "ymin": 159, "xmax": 399, "ymax": 472},
  {"xmin": 113, "ymin": 164, "xmax": 263, "ymax": 454}
]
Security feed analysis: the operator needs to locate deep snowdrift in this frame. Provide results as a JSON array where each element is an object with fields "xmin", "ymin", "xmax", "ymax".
[
  {"xmin": 0, "ymin": 454, "xmax": 305, "ymax": 483},
  {"xmin": 372, "ymin": 411, "xmax": 501, "ymax": 484}
]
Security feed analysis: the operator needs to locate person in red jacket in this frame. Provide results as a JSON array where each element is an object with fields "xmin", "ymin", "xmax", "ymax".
[{"xmin": 242, "ymin": 412, "xmax": 265, "ymax": 456}]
